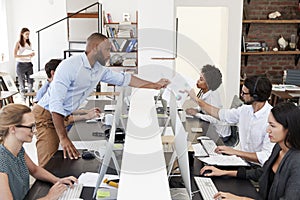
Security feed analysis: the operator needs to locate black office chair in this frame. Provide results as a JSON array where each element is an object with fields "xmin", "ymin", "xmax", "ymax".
[
  {"xmin": 223, "ymin": 125, "xmax": 240, "ymax": 147},
  {"xmin": 286, "ymin": 69, "xmax": 300, "ymax": 86}
]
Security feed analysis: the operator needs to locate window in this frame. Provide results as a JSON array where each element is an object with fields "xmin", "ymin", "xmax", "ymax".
[{"xmin": 0, "ymin": 0, "xmax": 9, "ymax": 62}]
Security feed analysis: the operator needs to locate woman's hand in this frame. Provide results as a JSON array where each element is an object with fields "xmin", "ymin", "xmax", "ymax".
[
  {"xmin": 43, "ymin": 181, "xmax": 67, "ymax": 200},
  {"xmin": 214, "ymin": 191, "xmax": 250, "ymax": 200},
  {"xmin": 200, "ymin": 166, "xmax": 226, "ymax": 177},
  {"xmin": 58, "ymin": 176, "xmax": 78, "ymax": 187},
  {"xmin": 185, "ymin": 89, "xmax": 198, "ymax": 101}
]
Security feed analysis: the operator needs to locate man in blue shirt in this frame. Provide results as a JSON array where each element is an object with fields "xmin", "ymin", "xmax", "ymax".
[
  {"xmin": 33, "ymin": 33, "xmax": 170, "ymax": 167},
  {"xmin": 34, "ymin": 59, "xmax": 100, "ymax": 131}
]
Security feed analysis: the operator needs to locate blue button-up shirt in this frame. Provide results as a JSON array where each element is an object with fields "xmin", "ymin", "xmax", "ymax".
[{"xmin": 38, "ymin": 53, "xmax": 131, "ymax": 116}]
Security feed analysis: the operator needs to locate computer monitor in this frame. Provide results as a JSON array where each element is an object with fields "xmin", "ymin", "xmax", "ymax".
[
  {"xmin": 92, "ymin": 88, "xmax": 125, "ymax": 199},
  {"xmin": 169, "ymin": 90, "xmax": 178, "ymax": 133},
  {"xmin": 167, "ymin": 91, "xmax": 192, "ymax": 199}
]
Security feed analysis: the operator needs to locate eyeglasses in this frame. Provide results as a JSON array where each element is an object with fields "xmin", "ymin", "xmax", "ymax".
[
  {"xmin": 241, "ymin": 91, "xmax": 250, "ymax": 96},
  {"xmin": 15, "ymin": 124, "xmax": 36, "ymax": 132}
]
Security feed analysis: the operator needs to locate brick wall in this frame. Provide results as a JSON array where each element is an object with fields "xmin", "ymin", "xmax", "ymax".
[{"xmin": 241, "ymin": 0, "xmax": 300, "ymax": 83}]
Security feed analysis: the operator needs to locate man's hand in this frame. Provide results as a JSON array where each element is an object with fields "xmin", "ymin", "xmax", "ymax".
[
  {"xmin": 60, "ymin": 137, "xmax": 80, "ymax": 159},
  {"xmin": 215, "ymin": 145, "xmax": 237, "ymax": 156},
  {"xmin": 84, "ymin": 107, "xmax": 101, "ymax": 120},
  {"xmin": 155, "ymin": 78, "xmax": 170, "ymax": 89}
]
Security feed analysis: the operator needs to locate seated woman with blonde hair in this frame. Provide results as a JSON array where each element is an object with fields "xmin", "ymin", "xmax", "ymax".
[
  {"xmin": 0, "ymin": 104, "xmax": 77, "ymax": 200},
  {"xmin": 200, "ymin": 102, "xmax": 300, "ymax": 200}
]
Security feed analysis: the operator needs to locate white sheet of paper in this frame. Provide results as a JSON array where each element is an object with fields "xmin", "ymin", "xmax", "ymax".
[
  {"xmin": 162, "ymin": 74, "xmax": 193, "ymax": 106},
  {"xmin": 198, "ymin": 155, "xmax": 249, "ymax": 166}
]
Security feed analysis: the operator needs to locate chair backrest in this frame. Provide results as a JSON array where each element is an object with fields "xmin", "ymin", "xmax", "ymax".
[
  {"xmin": 286, "ymin": 69, "xmax": 300, "ymax": 86},
  {"xmin": 223, "ymin": 125, "xmax": 240, "ymax": 147},
  {"xmin": 230, "ymin": 95, "xmax": 243, "ymax": 109}
]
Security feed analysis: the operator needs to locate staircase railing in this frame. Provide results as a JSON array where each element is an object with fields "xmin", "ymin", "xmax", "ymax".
[{"xmin": 36, "ymin": 2, "xmax": 102, "ymax": 70}]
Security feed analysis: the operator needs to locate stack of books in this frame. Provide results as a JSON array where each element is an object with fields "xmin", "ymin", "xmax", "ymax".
[
  {"xmin": 117, "ymin": 22, "xmax": 135, "ymax": 38},
  {"xmin": 245, "ymin": 42, "xmax": 262, "ymax": 52}
]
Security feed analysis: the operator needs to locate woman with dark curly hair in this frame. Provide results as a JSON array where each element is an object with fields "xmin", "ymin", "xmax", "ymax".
[{"xmin": 185, "ymin": 64, "xmax": 231, "ymax": 139}]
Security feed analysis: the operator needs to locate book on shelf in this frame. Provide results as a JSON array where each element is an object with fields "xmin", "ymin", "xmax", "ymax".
[
  {"xmin": 110, "ymin": 40, "xmax": 118, "ymax": 52},
  {"xmin": 241, "ymin": 35, "xmax": 246, "ymax": 52},
  {"xmin": 107, "ymin": 13, "xmax": 113, "ymax": 23},
  {"xmin": 119, "ymin": 40, "xmax": 128, "ymax": 52},
  {"xmin": 125, "ymin": 39, "xmax": 137, "ymax": 53},
  {"xmin": 112, "ymin": 39, "xmax": 120, "ymax": 51},
  {"xmin": 103, "ymin": 11, "xmax": 108, "ymax": 24},
  {"xmin": 122, "ymin": 58, "xmax": 136, "ymax": 67}
]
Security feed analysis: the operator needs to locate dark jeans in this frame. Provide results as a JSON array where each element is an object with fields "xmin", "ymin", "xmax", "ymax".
[{"xmin": 16, "ymin": 62, "xmax": 33, "ymax": 93}]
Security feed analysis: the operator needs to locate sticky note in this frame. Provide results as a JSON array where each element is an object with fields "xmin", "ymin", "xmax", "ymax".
[{"xmin": 97, "ymin": 189, "xmax": 110, "ymax": 198}]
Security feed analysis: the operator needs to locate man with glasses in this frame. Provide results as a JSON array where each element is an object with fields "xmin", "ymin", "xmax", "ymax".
[{"xmin": 187, "ymin": 75, "xmax": 274, "ymax": 166}]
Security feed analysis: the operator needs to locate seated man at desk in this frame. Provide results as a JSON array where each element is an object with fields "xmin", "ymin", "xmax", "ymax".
[
  {"xmin": 187, "ymin": 75, "xmax": 274, "ymax": 166},
  {"xmin": 33, "ymin": 32, "xmax": 170, "ymax": 167},
  {"xmin": 185, "ymin": 64, "xmax": 231, "ymax": 141},
  {"xmin": 34, "ymin": 58, "xmax": 100, "ymax": 130},
  {"xmin": 200, "ymin": 102, "xmax": 300, "ymax": 200}
]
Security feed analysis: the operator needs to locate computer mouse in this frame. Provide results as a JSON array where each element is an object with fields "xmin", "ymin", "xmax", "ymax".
[
  {"xmin": 202, "ymin": 169, "xmax": 212, "ymax": 176},
  {"xmin": 82, "ymin": 150, "xmax": 95, "ymax": 160}
]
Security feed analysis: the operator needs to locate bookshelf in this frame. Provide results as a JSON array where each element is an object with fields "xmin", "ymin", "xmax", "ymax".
[{"xmin": 103, "ymin": 11, "xmax": 138, "ymax": 74}]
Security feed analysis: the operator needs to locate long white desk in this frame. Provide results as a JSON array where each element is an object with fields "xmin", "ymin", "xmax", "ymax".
[{"xmin": 118, "ymin": 89, "xmax": 171, "ymax": 200}]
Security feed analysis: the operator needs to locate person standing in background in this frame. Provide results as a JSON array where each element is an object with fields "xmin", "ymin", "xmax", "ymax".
[{"xmin": 14, "ymin": 27, "xmax": 35, "ymax": 100}]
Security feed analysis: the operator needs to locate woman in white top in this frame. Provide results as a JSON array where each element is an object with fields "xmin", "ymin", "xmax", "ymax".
[
  {"xmin": 14, "ymin": 28, "xmax": 35, "ymax": 97},
  {"xmin": 185, "ymin": 64, "xmax": 231, "ymax": 140}
]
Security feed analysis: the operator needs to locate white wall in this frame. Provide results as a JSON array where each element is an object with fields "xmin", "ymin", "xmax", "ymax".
[
  {"xmin": 3, "ymin": 0, "xmax": 139, "ymax": 79},
  {"xmin": 175, "ymin": 0, "xmax": 243, "ymax": 107},
  {"xmin": 4, "ymin": 0, "xmax": 67, "ymax": 77}
]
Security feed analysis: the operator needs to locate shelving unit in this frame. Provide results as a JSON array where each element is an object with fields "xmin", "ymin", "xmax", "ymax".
[
  {"xmin": 242, "ymin": 51, "xmax": 300, "ymax": 66},
  {"xmin": 243, "ymin": 20, "xmax": 300, "ymax": 35},
  {"xmin": 104, "ymin": 11, "xmax": 138, "ymax": 74},
  {"xmin": 241, "ymin": 19, "xmax": 300, "ymax": 66}
]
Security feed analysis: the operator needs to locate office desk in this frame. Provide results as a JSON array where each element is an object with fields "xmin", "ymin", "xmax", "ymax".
[
  {"xmin": 24, "ymin": 150, "xmax": 119, "ymax": 200},
  {"xmin": 25, "ymin": 150, "xmax": 258, "ymax": 200},
  {"xmin": 0, "ymin": 91, "xmax": 18, "ymax": 108},
  {"xmin": 271, "ymin": 90, "xmax": 300, "ymax": 106},
  {"xmin": 68, "ymin": 100, "xmax": 116, "ymax": 141}
]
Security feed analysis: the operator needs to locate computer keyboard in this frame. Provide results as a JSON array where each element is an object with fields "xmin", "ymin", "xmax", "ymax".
[
  {"xmin": 58, "ymin": 183, "xmax": 83, "ymax": 200},
  {"xmin": 192, "ymin": 143, "xmax": 208, "ymax": 157},
  {"xmin": 194, "ymin": 177, "xmax": 218, "ymax": 200},
  {"xmin": 200, "ymin": 139, "xmax": 218, "ymax": 156}
]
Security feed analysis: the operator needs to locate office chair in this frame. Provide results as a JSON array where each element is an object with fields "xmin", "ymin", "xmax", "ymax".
[
  {"xmin": 223, "ymin": 125, "xmax": 240, "ymax": 147},
  {"xmin": 285, "ymin": 69, "xmax": 300, "ymax": 86}
]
